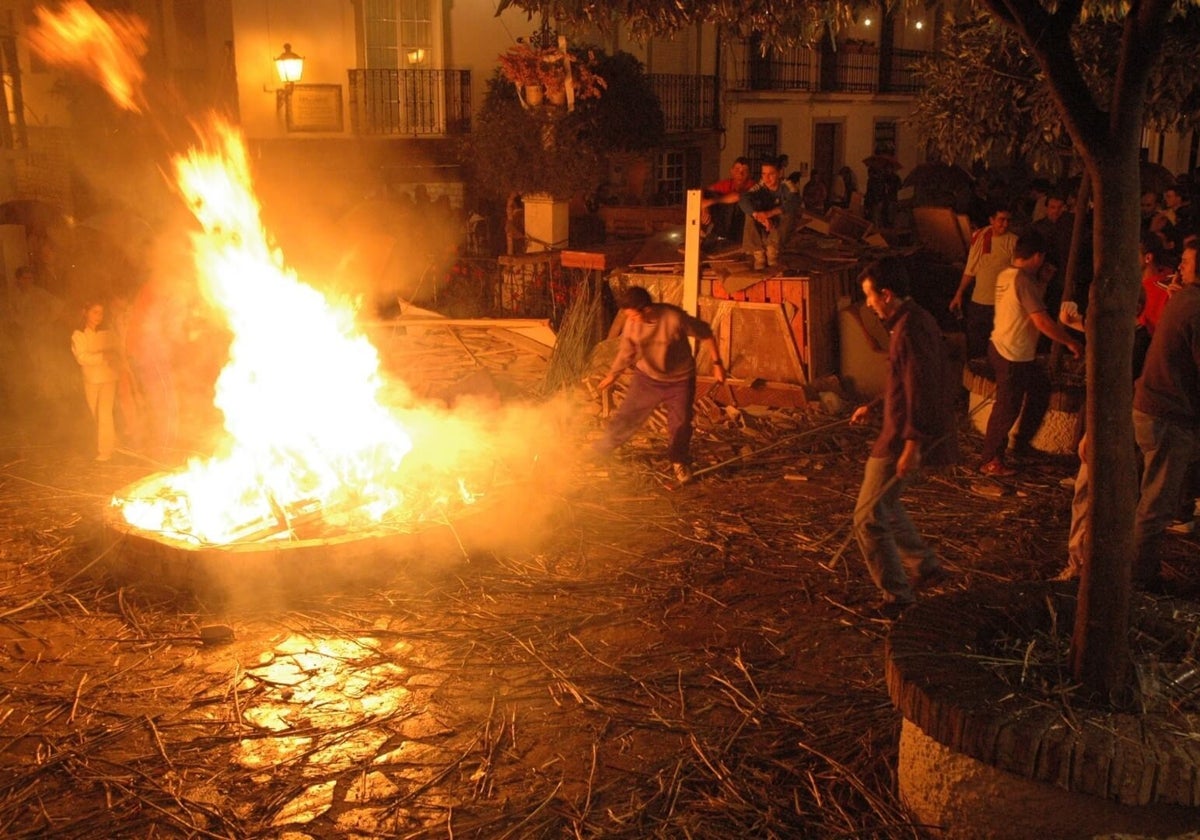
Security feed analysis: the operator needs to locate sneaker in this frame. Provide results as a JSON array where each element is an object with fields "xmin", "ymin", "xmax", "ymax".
[
  {"xmin": 751, "ymin": 251, "xmax": 766, "ymax": 271},
  {"xmin": 671, "ymin": 462, "xmax": 693, "ymax": 485},
  {"xmin": 979, "ymin": 459, "xmax": 1016, "ymax": 477}
]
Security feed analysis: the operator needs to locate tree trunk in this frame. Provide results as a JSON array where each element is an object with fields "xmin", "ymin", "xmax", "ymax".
[{"xmin": 1069, "ymin": 149, "xmax": 1141, "ymax": 701}]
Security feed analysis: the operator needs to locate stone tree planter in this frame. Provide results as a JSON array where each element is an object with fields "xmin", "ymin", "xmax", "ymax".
[
  {"xmin": 886, "ymin": 581, "xmax": 1200, "ymax": 839},
  {"xmin": 523, "ymin": 193, "xmax": 569, "ymax": 253},
  {"xmin": 962, "ymin": 357, "xmax": 1084, "ymax": 455}
]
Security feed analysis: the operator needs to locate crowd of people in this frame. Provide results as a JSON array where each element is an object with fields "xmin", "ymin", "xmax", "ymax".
[{"xmin": 597, "ymin": 164, "xmax": 1200, "ymax": 616}]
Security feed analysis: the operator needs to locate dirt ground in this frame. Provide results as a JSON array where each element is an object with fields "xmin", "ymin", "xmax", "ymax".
[{"xmin": 0, "ymin": 338, "xmax": 1195, "ymax": 839}]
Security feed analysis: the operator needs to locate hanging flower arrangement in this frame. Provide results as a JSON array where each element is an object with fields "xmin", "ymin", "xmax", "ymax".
[{"xmin": 497, "ymin": 42, "xmax": 606, "ymax": 110}]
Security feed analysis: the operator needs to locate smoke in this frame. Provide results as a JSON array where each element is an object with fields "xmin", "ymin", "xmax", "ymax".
[{"xmin": 34, "ymin": 2, "xmax": 585, "ymax": 589}]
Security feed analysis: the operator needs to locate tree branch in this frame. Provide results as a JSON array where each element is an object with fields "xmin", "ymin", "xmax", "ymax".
[
  {"xmin": 985, "ymin": 0, "xmax": 1108, "ymax": 154},
  {"xmin": 1110, "ymin": 0, "xmax": 1173, "ymax": 138}
]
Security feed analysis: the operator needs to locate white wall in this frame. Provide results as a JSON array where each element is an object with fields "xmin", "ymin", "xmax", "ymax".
[{"xmin": 719, "ymin": 95, "xmax": 921, "ymax": 192}]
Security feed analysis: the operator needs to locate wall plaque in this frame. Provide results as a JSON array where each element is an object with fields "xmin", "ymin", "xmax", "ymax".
[{"xmin": 285, "ymin": 84, "xmax": 344, "ymax": 133}]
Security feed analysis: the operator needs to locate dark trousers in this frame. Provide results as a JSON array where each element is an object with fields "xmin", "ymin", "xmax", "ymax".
[
  {"xmin": 596, "ymin": 371, "xmax": 696, "ymax": 464},
  {"xmin": 964, "ymin": 301, "xmax": 995, "ymax": 360},
  {"xmin": 981, "ymin": 343, "xmax": 1050, "ymax": 463}
]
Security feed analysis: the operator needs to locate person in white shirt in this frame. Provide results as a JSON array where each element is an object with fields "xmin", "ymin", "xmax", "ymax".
[
  {"xmin": 949, "ymin": 205, "xmax": 1017, "ymax": 359},
  {"xmin": 978, "ymin": 231, "xmax": 1082, "ymax": 476},
  {"xmin": 71, "ymin": 301, "xmax": 119, "ymax": 461}
]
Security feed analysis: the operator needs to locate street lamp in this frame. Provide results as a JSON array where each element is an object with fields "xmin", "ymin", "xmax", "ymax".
[{"xmin": 274, "ymin": 43, "xmax": 304, "ymax": 116}]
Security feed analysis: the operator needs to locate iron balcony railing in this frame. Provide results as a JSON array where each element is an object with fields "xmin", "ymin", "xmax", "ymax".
[
  {"xmin": 647, "ymin": 74, "xmax": 719, "ymax": 133},
  {"xmin": 348, "ymin": 68, "xmax": 471, "ymax": 136},
  {"xmin": 734, "ymin": 43, "xmax": 929, "ymax": 94},
  {"xmin": 882, "ymin": 48, "xmax": 927, "ymax": 94}
]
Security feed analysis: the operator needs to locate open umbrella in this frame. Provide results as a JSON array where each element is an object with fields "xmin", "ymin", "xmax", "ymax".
[{"xmin": 1140, "ymin": 161, "xmax": 1176, "ymax": 195}]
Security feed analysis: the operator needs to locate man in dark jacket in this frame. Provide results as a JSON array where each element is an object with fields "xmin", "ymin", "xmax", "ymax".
[
  {"xmin": 1132, "ymin": 241, "xmax": 1200, "ymax": 588},
  {"xmin": 850, "ymin": 257, "xmax": 959, "ymax": 618}
]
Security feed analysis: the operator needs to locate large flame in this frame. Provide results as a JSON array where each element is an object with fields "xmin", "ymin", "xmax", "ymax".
[
  {"xmin": 33, "ymin": 2, "xmax": 497, "ymax": 546},
  {"xmin": 28, "ymin": 1, "xmax": 148, "ymax": 113},
  {"xmin": 116, "ymin": 120, "xmax": 424, "ymax": 543}
]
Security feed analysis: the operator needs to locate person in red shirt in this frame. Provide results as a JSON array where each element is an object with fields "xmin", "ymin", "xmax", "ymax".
[
  {"xmin": 700, "ymin": 157, "xmax": 753, "ymax": 245},
  {"xmin": 1134, "ymin": 232, "xmax": 1175, "ymax": 378}
]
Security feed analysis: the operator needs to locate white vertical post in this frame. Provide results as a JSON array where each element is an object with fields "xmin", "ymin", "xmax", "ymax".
[{"xmin": 683, "ymin": 188, "xmax": 702, "ymax": 317}]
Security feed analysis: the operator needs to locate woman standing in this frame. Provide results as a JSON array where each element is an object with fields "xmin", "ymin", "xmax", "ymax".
[{"xmin": 71, "ymin": 301, "xmax": 119, "ymax": 461}]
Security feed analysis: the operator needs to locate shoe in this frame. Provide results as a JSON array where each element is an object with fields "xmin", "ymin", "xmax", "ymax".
[
  {"xmin": 671, "ymin": 462, "xmax": 693, "ymax": 485},
  {"xmin": 1167, "ymin": 518, "xmax": 1195, "ymax": 534},
  {"xmin": 914, "ymin": 565, "xmax": 951, "ymax": 590},
  {"xmin": 979, "ymin": 459, "xmax": 1016, "ymax": 477},
  {"xmin": 751, "ymin": 251, "xmax": 766, "ymax": 271},
  {"xmin": 766, "ymin": 246, "xmax": 780, "ymax": 268}
]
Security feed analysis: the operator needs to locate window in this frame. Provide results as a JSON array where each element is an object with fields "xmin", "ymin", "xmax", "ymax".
[
  {"xmin": 656, "ymin": 150, "xmax": 685, "ymax": 205},
  {"xmin": 358, "ymin": 0, "xmax": 447, "ymax": 135},
  {"xmin": 746, "ymin": 121, "xmax": 780, "ymax": 176},
  {"xmin": 364, "ymin": 0, "xmax": 433, "ymax": 69}
]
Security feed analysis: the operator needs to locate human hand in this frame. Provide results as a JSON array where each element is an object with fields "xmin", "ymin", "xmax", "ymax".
[
  {"xmin": 1059, "ymin": 301, "xmax": 1083, "ymax": 330},
  {"xmin": 850, "ymin": 404, "xmax": 871, "ymax": 425},
  {"xmin": 897, "ymin": 441, "xmax": 922, "ymax": 478},
  {"xmin": 597, "ymin": 373, "xmax": 617, "ymax": 392},
  {"xmin": 949, "ymin": 293, "xmax": 963, "ymax": 317},
  {"xmin": 1065, "ymin": 339, "xmax": 1083, "ymax": 359}
]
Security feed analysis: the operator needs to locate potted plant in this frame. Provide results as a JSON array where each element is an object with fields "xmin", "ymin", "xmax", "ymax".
[
  {"xmin": 497, "ymin": 44, "xmax": 545, "ymax": 105},
  {"xmin": 498, "ymin": 44, "xmax": 607, "ymax": 109}
]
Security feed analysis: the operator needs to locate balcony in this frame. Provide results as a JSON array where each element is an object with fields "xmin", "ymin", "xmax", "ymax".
[
  {"xmin": 733, "ymin": 43, "xmax": 929, "ymax": 94},
  {"xmin": 347, "ymin": 69, "xmax": 471, "ymax": 136},
  {"xmin": 648, "ymin": 74, "xmax": 719, "ymax": 133}
]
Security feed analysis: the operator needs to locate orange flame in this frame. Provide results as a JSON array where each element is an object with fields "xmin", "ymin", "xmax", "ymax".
[
  {"xmin": 28, "ymin": 1, "xmax": 148, "ymax": 113},
  {"xmin": 116, "ymin": 119, "xmax": 427, "ymax": 543},
  {"xmin": 35, "ymin": 2, "xmax": 497, "ymax": 545}
]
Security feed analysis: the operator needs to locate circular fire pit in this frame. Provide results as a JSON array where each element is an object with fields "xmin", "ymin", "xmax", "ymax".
[
  {"xmin": 886, "ymin": 581, "xmax": 1200, "ymax": 839},
  {"xmin": 105, "ymin": 471, "xmax": 471, "ymax": 600}
]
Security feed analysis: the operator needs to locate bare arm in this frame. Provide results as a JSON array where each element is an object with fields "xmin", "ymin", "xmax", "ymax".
[
  {"xmin": 949, "ymin": 273, "xmax": 973, "ymax": 314},
  {"xmin": 698, "ymin": 335, "xmax": 726, "ymax": 383},
  {"xmin": 1030, "ymin": 310, "xmax": 1082, "ymax": 357}
]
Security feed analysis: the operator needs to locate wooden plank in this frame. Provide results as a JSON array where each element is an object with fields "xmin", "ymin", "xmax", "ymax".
[
  {"xmin": 698, "ymin": 299, "xmax": 806, "ymax": 384},
  {"xmin": 561, "ymin": 250, "xmax": 606, "ymax": 270}
]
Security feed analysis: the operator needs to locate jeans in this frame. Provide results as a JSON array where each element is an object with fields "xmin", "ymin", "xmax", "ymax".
[
  {"xmin": 596, "ymin": 371, "xmax": 696, "ymax": 464},
  {"xmin": 1066, "ymin": 456, "xmax": 1089, "ymax": 574},
  {"xmin": 981, "ymin": 342, "xmax": 1050, "ymax": 463},
  {"xmin": 852, "ymin": 456, "xmax": 940, "ymax": 604},
  {"xmin": 741, "ymin": 212, "xmax": 795, "ymax": 258},
  {"xmin": 1133, "ymin": 409, "xmax": 1197, "ymax": 581}
]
